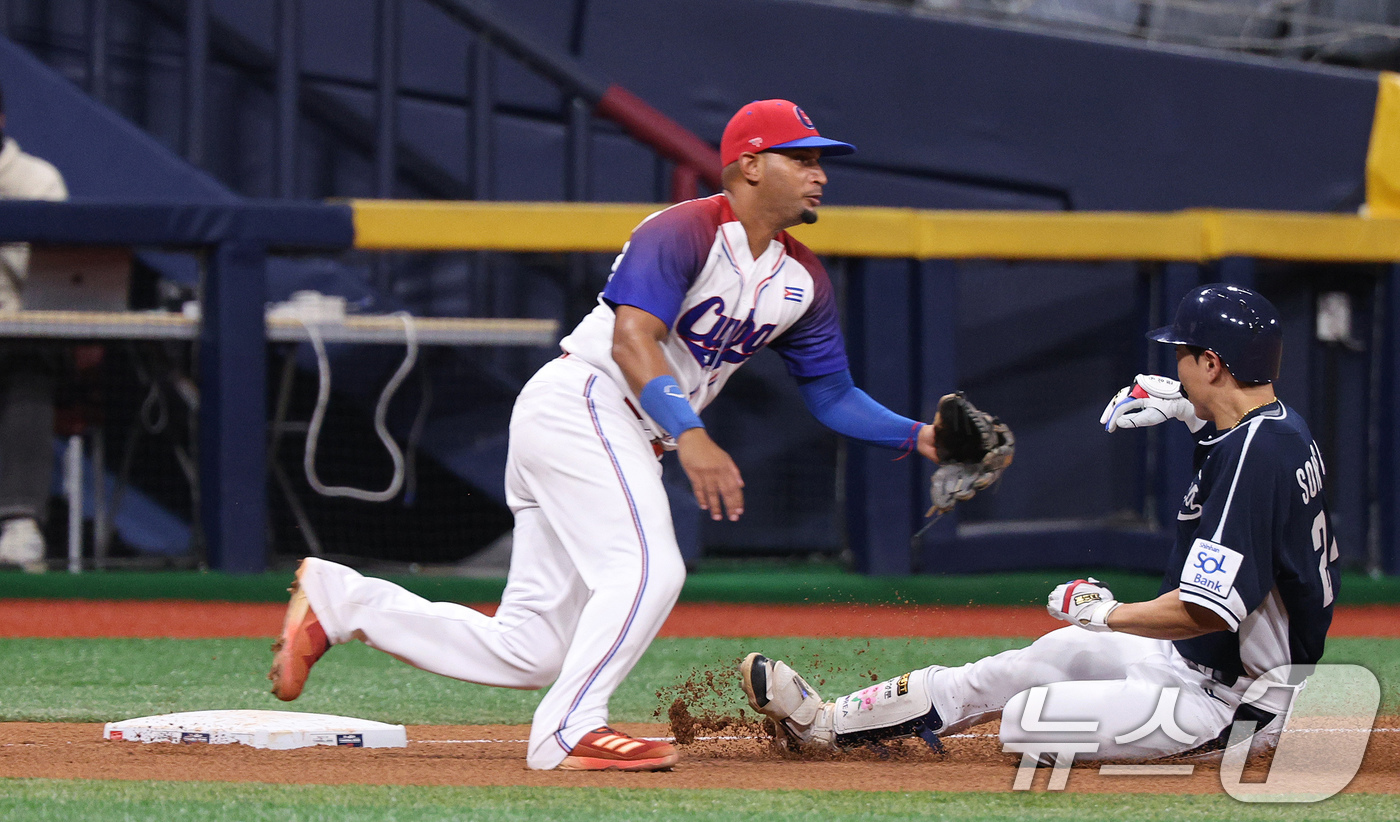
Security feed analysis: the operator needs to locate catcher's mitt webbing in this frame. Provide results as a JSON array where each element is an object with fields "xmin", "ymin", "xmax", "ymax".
[{"xmin": 934, "ymin": 392, "xmax": 990, "ymax": 463}]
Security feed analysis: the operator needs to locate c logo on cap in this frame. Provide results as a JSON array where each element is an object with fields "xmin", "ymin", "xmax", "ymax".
[{"xmin": 794, "ymin": 106, "xmax": 816, "ymax": 130}]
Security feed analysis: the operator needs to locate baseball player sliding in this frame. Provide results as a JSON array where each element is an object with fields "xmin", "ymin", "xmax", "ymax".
[
  {"xmin": 268, "ymin": 99, "xmax": 1010, "ymax": 771},
  {"xmin": 744, "ymin": 285, "xmax": 1338, "ymax": 763}
]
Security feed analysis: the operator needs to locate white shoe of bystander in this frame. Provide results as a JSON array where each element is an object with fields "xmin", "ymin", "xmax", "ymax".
[{"xmin": 0, "ymin": 517, "xmax": 46, "ymax": 573}]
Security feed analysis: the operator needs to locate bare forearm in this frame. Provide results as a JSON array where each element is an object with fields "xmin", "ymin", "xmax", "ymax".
[
  {"xmin": 611, "ymin": 307, "xmax": 673, "ymax": 395},
  {"xmin": 608, "ymin": 304, "xmax": 742, "ymax": 516},
  {"xmin": 613, "ymin": 338, "xmax": 671, "ymax": 395},
  {"xmin": 1106, "ymin": 589, "xmax": 1229, "ymax": 640}
]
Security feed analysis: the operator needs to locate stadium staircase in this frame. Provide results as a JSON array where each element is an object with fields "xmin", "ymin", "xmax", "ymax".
[{"xmin": 0, "ymin": 0, "xmax": 733, "ymax": 567}]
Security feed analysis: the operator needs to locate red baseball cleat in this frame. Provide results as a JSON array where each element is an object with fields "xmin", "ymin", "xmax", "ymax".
[
  {"xmin": 559, "ymin": 727, "xmax": 680, "ymax": 771},
  {"xmin": 268, "ymin": 559, "xmax": 329, "ymax": 701}
]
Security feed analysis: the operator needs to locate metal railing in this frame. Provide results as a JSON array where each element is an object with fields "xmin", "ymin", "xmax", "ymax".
[{"xmin": 56, "ymin": 0, "xmax": 720, "ymax": 204}]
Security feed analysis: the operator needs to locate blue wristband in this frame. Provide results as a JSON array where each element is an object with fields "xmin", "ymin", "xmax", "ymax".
[{"xmin": 639, "ymin": 375, "xmax": 705, "ymax": 437}]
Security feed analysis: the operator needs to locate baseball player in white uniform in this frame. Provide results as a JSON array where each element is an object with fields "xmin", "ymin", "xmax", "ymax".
[
  {"xmin": 743, "ymin": 285, "xmax": 1338, "ymax": 763},
  {"xmin": 270, "ymin": 99, "xmax": 949, "ymax": 771}
]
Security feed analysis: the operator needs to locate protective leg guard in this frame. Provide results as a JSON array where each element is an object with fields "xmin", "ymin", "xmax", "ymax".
[
  {"xmin": 1174, "ymin": 701, "xmax": 1284, "ymax": 764},
  {"xmin": 740, "ymin": 652, "xmax": 837, "ymax": 750},
  {"xmin": 832, "ymin": 667, "xmax": 946, "ymax": 751}
]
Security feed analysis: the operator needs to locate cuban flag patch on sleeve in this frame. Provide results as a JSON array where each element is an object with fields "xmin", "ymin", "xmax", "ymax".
[
  {"xmin": 1181, "ymin": 538, "xmax": 1244, "ymax": 599},
  {"xmin": 783, "ymin": 286, "xmax": 804, "ymax": 302}
]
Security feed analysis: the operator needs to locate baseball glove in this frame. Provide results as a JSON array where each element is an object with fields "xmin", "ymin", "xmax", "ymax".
[{"xmin": 927, "ymin": 392, "xmax": 1014, "ymax": 515}]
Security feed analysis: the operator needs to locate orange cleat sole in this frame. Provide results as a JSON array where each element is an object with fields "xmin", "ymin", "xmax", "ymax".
[
  {"xmin": 558, "ymin": 727, "xmax": 679, "ymax": 771},
  {"xmin": 268, "ymin": 560, "xmax": 328, "ymax": 701},
  {"xmin": 557, "ymin": 753, "xmax": 680, "ymax": 771}
]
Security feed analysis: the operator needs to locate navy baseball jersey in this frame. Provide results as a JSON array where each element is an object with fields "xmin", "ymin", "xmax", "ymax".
[{"xmin": 1163, "ymin": 401, "xmax": 1338, "ymax": 680}]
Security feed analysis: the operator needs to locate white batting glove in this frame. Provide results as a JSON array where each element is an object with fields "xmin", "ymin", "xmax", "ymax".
[
  {"xmin": 1047, "ymin": 578, "xmax": 1120, "ymax": 632},
  {"xmin": 1100, "ymin": 374, "xmax": 1206, "ymax": 433}
]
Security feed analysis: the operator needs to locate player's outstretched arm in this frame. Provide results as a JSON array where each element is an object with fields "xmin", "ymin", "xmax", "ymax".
[
  {"xmin": 611, "ymin": 305, "xmax": 744, "ymax": 522},
  {"xmin": 1050, "ymin": 579, "xmax": 1229, "ymax": 640},
  {"xmin": 793, "ymin": 370, "xmax": 924, "ymax": 453},
  {"xmin": 793, "ymin": 374, "xmax": 1012, "ymax": 515},
  {"xmin": 1106, "ymin": 588, "xmax": 1231, "ymax": 639}
]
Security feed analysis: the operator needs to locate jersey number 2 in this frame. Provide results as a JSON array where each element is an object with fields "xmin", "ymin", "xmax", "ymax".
[{"xmin": 1311, "ymin": 511, "xmax": 1339, "ymax": 607}]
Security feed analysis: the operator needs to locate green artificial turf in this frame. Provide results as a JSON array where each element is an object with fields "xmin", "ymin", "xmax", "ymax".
[
  {"xmin": 4, "ymin": 567, "xmax": 1399, "ymax": 606},
  {"xmin": 0, "ymin": 779, "xmax": 1394, "ymax": 821},
  {"xmin": 2, "ymin": 637, "xmax": 1397, "ymax": 726},
  {"xmin": 0, "ymin": 637, "xmax": 1025, "ymax": 724}
]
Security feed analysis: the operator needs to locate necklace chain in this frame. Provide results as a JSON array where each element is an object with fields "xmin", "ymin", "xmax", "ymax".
[{"xmin": 1230, "ymin": 399, "xmax": 1275, "ymax": 428}]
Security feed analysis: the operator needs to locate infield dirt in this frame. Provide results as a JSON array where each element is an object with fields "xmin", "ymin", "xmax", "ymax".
[{"xmin": 0, "ymin": 719, "xmax": 1396, "ymax": 795}]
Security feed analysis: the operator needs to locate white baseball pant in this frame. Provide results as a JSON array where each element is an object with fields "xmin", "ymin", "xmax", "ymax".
[
  {"xmin": 298, "ymin": 356, "xmax": 686, "ymax": 769},
  {"xmin": 918, "ymin": 627, "xmax": 1265, "ymax": 759}
]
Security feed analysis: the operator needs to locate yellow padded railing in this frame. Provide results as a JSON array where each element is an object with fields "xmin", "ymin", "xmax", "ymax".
[
  {"xmin": 1367, "ymin": 71, "xmax": 1400, "ymax": 218},
  {"xmin": 350, "ymin": 199, "xmax": 1400, "ymax": 263}
]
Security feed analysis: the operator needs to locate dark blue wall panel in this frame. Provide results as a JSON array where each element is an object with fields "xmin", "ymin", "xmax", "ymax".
[
  {"xmin": 950, "ymin": 262, "xmax": 1147, "ymax": 524},
  {"xmin": 826, "ymin": 163, "xmax": 1065, "ymax": 210}
]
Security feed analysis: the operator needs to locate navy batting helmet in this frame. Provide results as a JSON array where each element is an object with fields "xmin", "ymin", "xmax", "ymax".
[{"xmin": 1148, "ymin": 284, "xmax": 1283, "ymax": 384}]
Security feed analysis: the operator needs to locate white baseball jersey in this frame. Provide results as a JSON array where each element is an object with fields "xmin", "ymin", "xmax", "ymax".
[{"xmin": 560, "ymin": 193, "xmax": 847, "ymax": 442}]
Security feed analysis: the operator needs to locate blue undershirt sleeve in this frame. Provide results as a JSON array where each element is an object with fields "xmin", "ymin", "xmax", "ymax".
[{"xmin": 797, "ymin": 370, "xmax": 923, "ymax": 453}]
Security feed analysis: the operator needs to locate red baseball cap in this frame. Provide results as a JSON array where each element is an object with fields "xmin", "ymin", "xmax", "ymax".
[{"xmin": 720, "ymin": 99, "xmax": 856, "ymax": 167}]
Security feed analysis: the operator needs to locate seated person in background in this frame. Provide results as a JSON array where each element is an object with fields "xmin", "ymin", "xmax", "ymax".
[{"xmin": 0, "ymin": 79, "xmax": 69, "ymax": 573}]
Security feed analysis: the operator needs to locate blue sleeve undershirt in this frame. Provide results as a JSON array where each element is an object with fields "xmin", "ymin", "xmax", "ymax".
[{"xmin": 797, "ymin": 370, "xmax": 923, "ymax": 452}]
